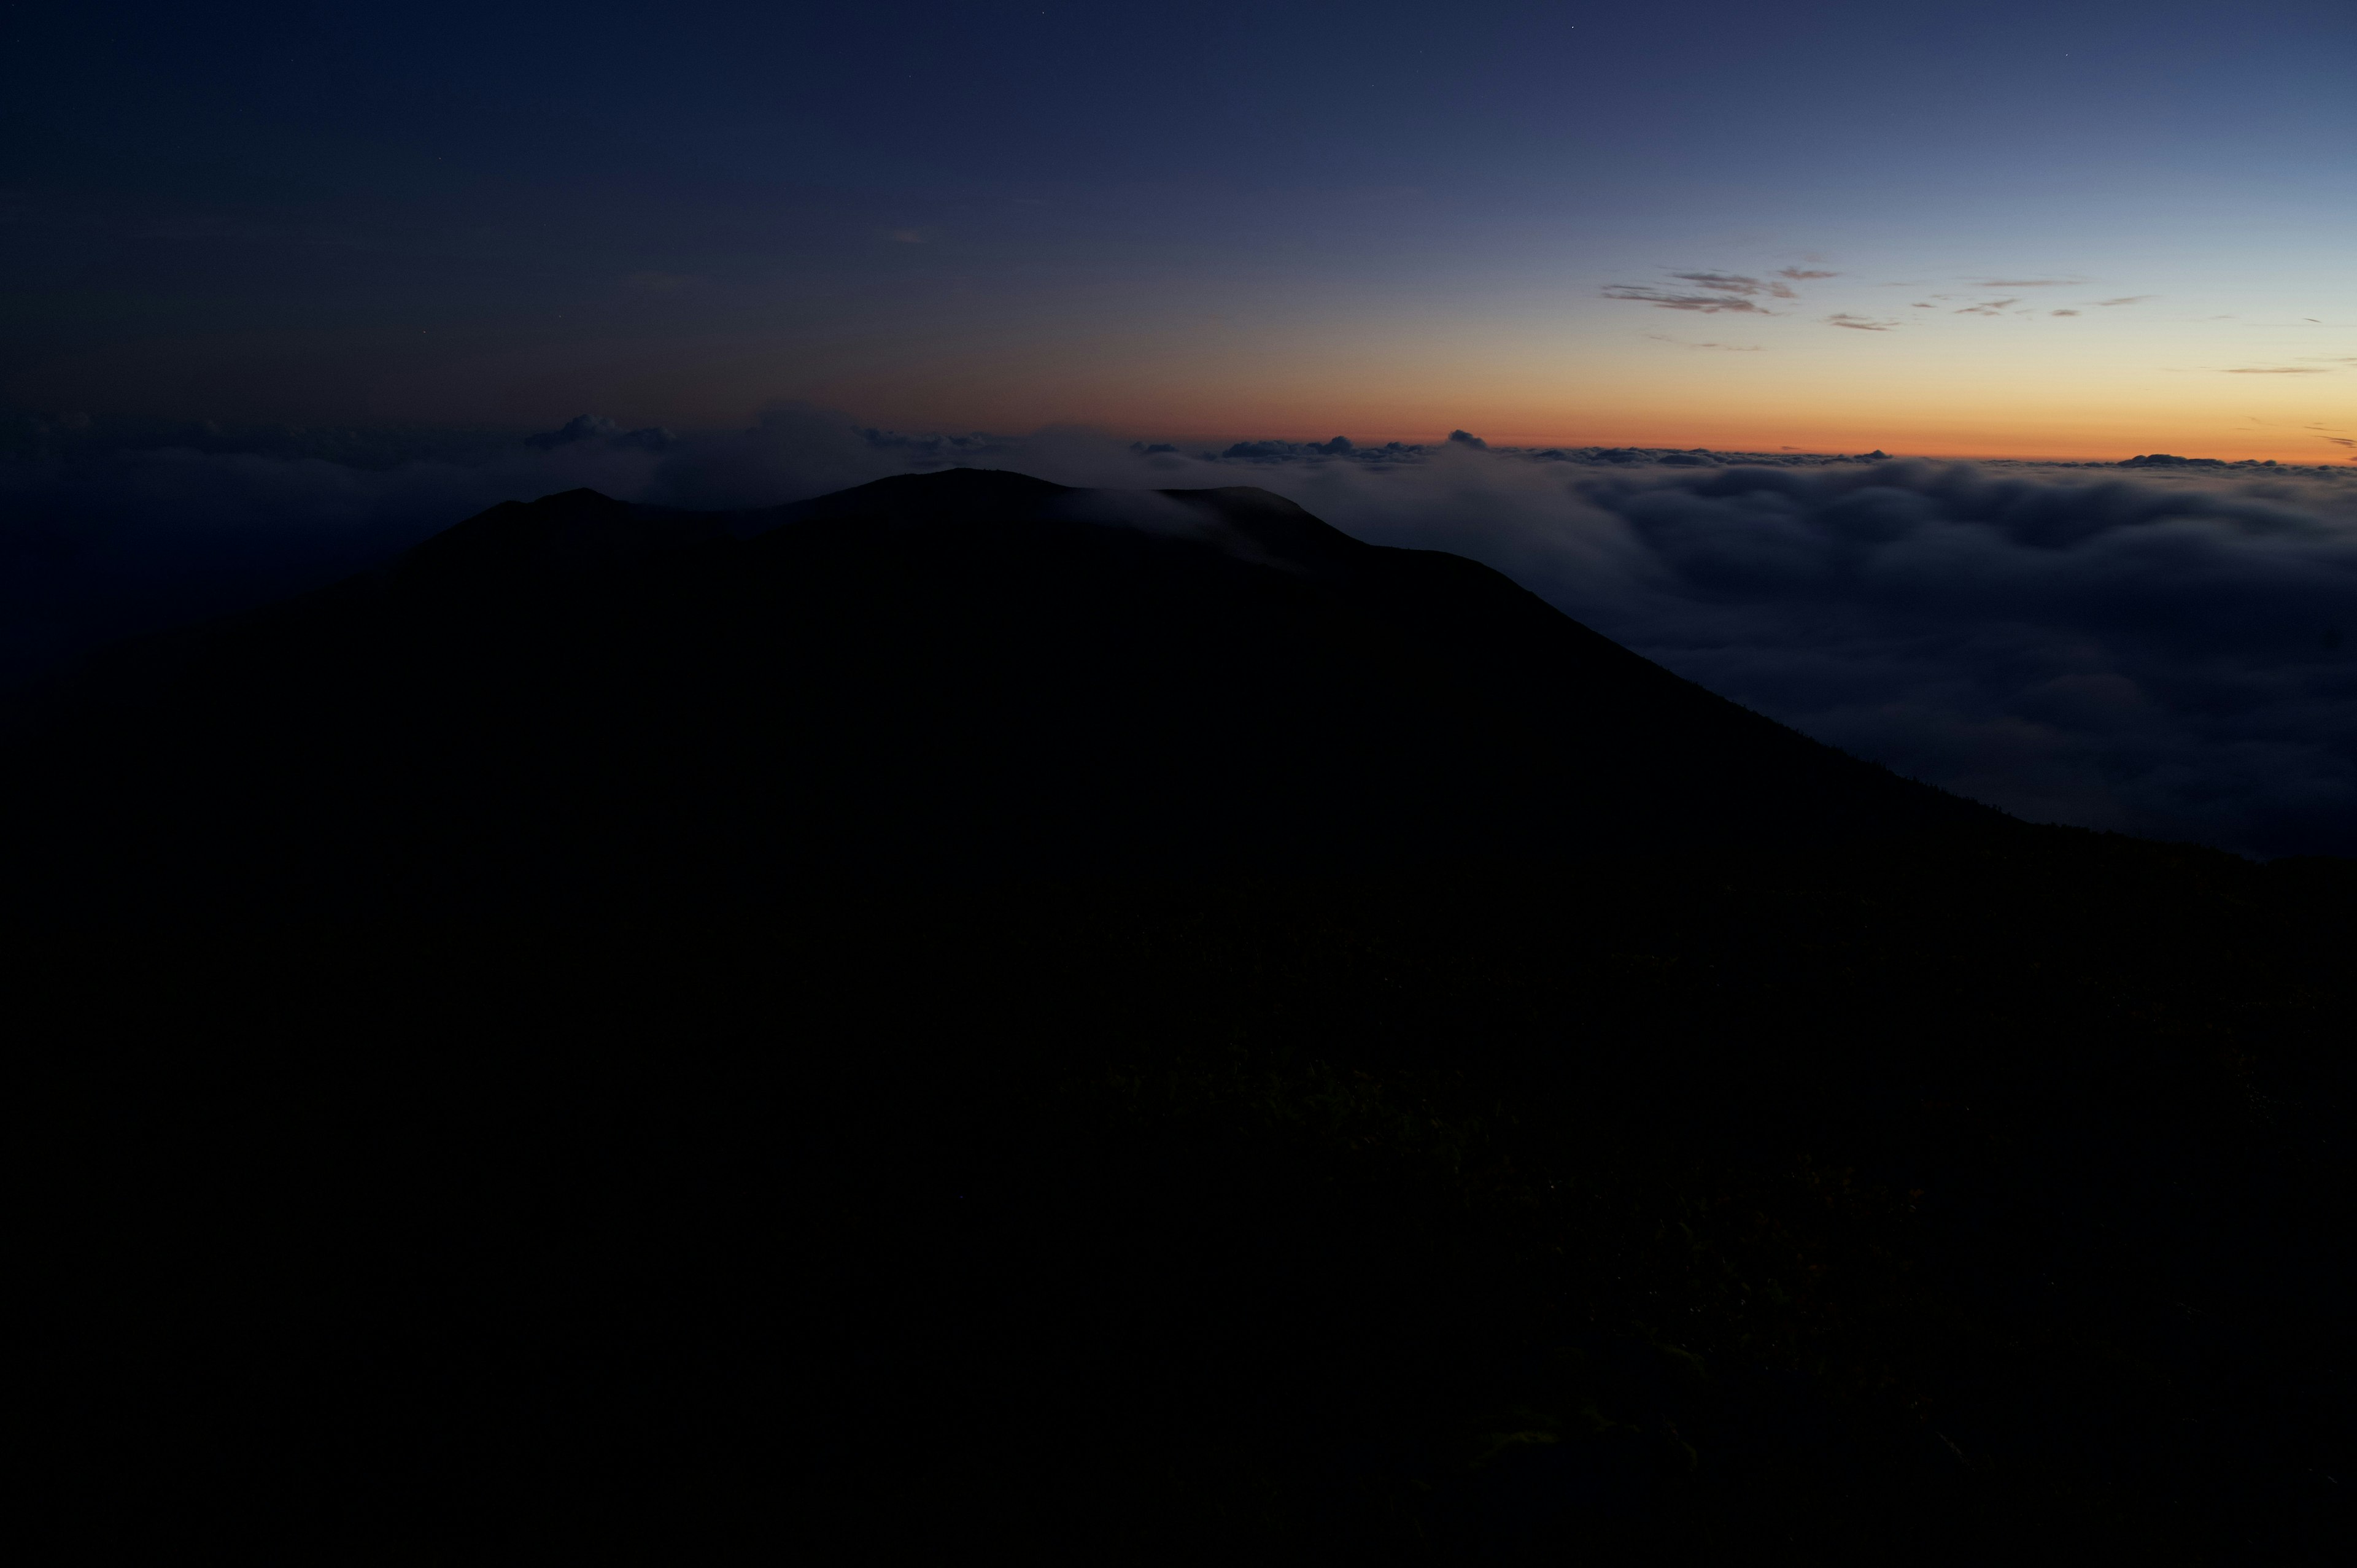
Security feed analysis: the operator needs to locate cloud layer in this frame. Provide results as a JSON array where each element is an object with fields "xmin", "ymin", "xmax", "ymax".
[
  {"xmin": 6, "ymin": 411, "xmax": 2355, "ymax": 858},
  {"xmin": 1158, "ymin": 443, "xmax": 2357, "ymax": 859}
]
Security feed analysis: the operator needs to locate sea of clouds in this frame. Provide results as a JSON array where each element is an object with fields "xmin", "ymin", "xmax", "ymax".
[{"xmin": 5, "ymin": 406, "xmax": 2353, "ymax": 857}]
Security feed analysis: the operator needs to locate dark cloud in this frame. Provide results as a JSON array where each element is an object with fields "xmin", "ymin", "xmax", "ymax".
[
  {"xmin": 1603, "ymin": 285, "xmax": 1767, "ymax": 314},
  {"xmin": 1825, "ymin": 314, "xmax": 1900, "ymax": 331},
  {"xmin": 1670, "ymin": 272, "xmax": 1767, "ymax": 293},
  {"xmin": 525, "ymin": 414, "xmax": 677, "ymax": 452},
  {"xmin": 1663, "ymin": 271, "xmax": 1800, "ymax": 301},
  {"xmin": 1607, "ymin": 264, "xmax": 1820, "ymax": 312},
  {"xmin": 1776, "ymin": 268, "xmax": 1840, "ymax": 280},
  {"xmin": 2093, "ymin": 296, "xmax": 2157, "ymax": 307},
  {"xmin": 1165, "ymin": 437, "xmax": 1431, "ymax": 465},
  {"xmin": 1447, "ymin": 430, "xmax": 1488, "ymax": 449},
  {"xmin": 2051, "ymin": 309, "xmax": 2080, "ymax": 317},
  {"xmin": 1953, "ymin": 298, "xmax": 2021, "ymax": 316}
]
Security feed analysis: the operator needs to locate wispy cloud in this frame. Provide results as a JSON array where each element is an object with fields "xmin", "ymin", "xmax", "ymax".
[
  {"xmin": 1825, "ymin": 313, "xmax": 1900, "ymax": 331},
  {"xmin": 1971, "ymin": 277, "xmax": 2078, "ymax": 287},
  {"xmin": 2092, "ymin": 296, "xmax": 2156, "ymax": 307},
  {"xmin": 1604, "ymin": 260, "xmax": 1842, "ymax": 314},
  {"xmin": 1603, "ymin": 285, "xmax": 1768, "ymax": 314},
  {"xmin": 1954, "ymin": 298, "xmax": 2022, "ymax": 316},
  {"xmin": 2225, "ymin": 366, "xmax": 2330, "ymax": 374},
  {"xmin": 1644, "ymin": 333, "xmax": 1764, "ymax": 351},
  {"xmin": 2051, "ymin": 309, "xmax": 2080, "ymax": 317},
  {"xmin": 1670, "ymin": 271, "xmax": 1766, "ymax": 293},
  {"xmin": 1668, "ymin": 271, "xmax": 1799, "ymax": 299}
]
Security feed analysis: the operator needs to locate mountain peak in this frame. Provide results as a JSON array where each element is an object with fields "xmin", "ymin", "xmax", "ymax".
[
  {"xmin": 779, "ymin": 466, "xmax": 1074, "ymax": 525},
  {"xmin": 5, "ymin": 468, "xmax": 2000, "ymax": 918},
  {"xmin": 398, "ymin": 487, "xmax": 725, "ymax": 590}
]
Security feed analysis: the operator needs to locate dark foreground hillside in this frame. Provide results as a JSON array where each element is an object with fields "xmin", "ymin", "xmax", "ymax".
[
  {"xmin": 12, "ymin": 472, "xmax": 2355, "ymax": 1562},
  {"xmin": 21, "ymin": 841, "xmax": 2355, "ymax": 1564}
]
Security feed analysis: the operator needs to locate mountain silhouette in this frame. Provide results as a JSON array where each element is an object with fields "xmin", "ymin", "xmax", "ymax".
[
  {"xmin": 15, "ymin": 469, "xmax": 2355, "ymax": 1564},
  {"xmin": 4, "ymin": 467, "xmax": 2000, "ymax": 918}
]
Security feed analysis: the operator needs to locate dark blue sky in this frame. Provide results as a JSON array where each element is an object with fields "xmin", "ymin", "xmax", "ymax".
[{"xmin": 6, "ymin": 1, "xmax": 2353, "ymax": 452}]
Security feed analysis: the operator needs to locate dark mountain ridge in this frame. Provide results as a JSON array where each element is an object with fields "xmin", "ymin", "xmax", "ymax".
[
  {"xmin": 14, "ymin": 467, "xmax": 2355, "ymax": 1562},
  {"xmin": 4, "ymin": 466, "xmax": 1998, "ymax": 919}
]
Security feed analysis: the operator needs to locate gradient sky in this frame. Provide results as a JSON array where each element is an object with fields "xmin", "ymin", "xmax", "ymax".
[{"xmin": 6, "ymin": 1, "xmax": 2354, "ymax": 459}]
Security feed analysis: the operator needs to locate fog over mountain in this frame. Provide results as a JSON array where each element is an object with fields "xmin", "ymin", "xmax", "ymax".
[{"xmin": 6, "ymin": 406, "xmax": 2354, "ymax": 856}]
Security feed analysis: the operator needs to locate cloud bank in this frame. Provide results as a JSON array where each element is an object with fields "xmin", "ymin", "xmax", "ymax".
[{"xmin": 6, "ymin": 409, "xmax": 2355, "ymax": 858}]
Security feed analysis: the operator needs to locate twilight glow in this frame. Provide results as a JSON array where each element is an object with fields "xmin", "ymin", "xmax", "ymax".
[{"xmin": 5, "ymin": 1, "xmax": 2352, "ymax": 462}]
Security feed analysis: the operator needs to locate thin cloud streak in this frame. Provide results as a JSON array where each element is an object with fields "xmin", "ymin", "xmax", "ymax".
[
  {"xmin": 1668, "ymin": 272, "xmax": 1773, "ymax": 294},
  {"xmin": 1603, "ymin": 285, "xmax": 1769, "ymax": 314},
  {"xmin": 1644, "ymin": 334, "xmax": 1764, "ymax": 351}
]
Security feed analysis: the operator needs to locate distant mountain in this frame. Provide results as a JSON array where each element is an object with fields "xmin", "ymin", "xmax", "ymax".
[{"xmin": 4, "ymin": 467, "xmax": 2000, "ymax": 919}]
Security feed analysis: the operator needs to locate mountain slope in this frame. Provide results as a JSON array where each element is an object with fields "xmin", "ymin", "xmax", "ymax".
[
  {"xmin": 15, "ymin": 470, "xmax": 2354, "ymax": 1564},
  {"xmin": 5, "ymin": 466, "xmax": 1999, "ymax": 917}
]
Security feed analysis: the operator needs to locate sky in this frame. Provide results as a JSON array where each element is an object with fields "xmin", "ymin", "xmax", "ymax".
[
  {"xmin": 5, "ymin": 0, "xmax": 2355, "ymax": 460},
  {"xmin": 6, "ymin": 1, "xmax": 2357, "ymax": 860}
]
